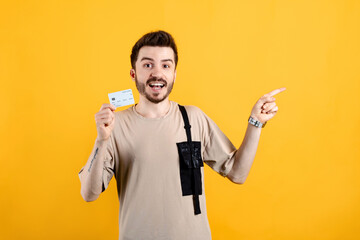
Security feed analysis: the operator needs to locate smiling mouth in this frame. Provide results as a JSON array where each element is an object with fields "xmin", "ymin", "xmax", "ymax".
[
  {"xmin": 149, "ymin": 83, "xmax": 165, "ymax": 91},
  {"xmin": 149, "ymin": 83, "xmax": 165, "ymax": 88}
]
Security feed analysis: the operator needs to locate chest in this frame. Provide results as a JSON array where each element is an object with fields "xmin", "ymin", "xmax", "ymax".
[{"xmin": 113, "ymin": 116, "xmax": 205, "ymax": 171}]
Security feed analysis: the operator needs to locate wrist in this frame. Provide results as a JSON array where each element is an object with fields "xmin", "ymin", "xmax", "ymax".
[
  {"xmin": 249, "ymin": 114, "xmax": 261, "ymax": 123},
  {"xmin": 248, "ymin": 115, "xmax": 266, "ymax": 128}
]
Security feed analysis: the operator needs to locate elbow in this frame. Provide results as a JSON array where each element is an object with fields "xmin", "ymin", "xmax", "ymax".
[
  {"xmin": 82, "ymin": 195, "xmax": 97, "ymax": 202},
  {"xmin": 80, "ymin": 187, "xmax": 100, "ymax": 202},
  {"xmin": 227, "ymin": 175, "xmax": 246, "ymax": 185},
  {"xmin": 226, "ymin": 167, "xmax": 246, "ymax": 184},
  {"xmin": 232, "ymin": 178, "xmax": 245, "ymax": 185}
]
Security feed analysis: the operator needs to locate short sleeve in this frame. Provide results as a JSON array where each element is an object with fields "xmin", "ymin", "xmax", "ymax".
[{"xmin": 200, "ymin": 110, "xmax": 237, "ymax": 177}]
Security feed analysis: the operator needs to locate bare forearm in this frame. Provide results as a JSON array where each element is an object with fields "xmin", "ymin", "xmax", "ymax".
[
  {"xmin": 227, "ymin": 123, "xmax": 262, "ymax": 184},
  {"xmin": 78, "ymin": 139, "xmax": 108, "ymax": 201},
  {"xmin": 228, "ymin": 87, "xmax": 286, "ymax": 183}
]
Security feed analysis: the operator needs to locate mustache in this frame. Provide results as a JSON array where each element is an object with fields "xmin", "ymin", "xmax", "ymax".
[{"xmin": 146, "ymin": 77, "xmax": 167, "ymax": 86}]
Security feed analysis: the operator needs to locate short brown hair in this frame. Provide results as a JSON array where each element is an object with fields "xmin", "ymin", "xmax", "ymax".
[{"xmin": 130, "ymin": 30, "xmax": 178, "ymax": 70}]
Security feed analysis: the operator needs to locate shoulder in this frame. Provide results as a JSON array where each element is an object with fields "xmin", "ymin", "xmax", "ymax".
[
  {"xmin": 179, "ymin": 104, "xmax": 207, "ymax": 119},
  {"xmin": 114, "ymin": 105, "xmax": 134, "ymax": 117},
  {"xmin": 183, "ymin": 104, "xmax": 202, "ymax": 114},
  {"xmin": 180, "ymin": 104, "xmax": 213, "ymax": 124},
  {"xmin": 178, "ymin": 104, "xmax": 216, "ymax": 140},
  {"xmin": 112, "ymin": 105, "xmax": 135, "ymax": 125}
]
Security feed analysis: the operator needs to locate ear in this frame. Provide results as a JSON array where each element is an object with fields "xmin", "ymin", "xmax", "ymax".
[{"xmin": 130, "ymin": 69, "xmax": 135, "ymax": 81}]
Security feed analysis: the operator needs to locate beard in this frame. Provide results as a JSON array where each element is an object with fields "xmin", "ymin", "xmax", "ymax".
[{"xmin": 135, "ymin": 75, "xmax": 174, "ymax": 104}]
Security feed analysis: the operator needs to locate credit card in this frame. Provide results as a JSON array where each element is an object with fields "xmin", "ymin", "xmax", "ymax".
[{"xmin": 108, "ymin": 89, "xmax": 135, "ymax": 107}]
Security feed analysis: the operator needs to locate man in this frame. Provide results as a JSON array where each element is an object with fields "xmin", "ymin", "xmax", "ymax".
[{"xmin": 78, "ymin": 30, "xmax": 286, "ymax": 240}]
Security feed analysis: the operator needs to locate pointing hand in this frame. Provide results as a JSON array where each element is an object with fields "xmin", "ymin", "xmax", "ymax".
[{"xmin": 250, "ymin": 87, "xmax": 286, "ymax": 124}]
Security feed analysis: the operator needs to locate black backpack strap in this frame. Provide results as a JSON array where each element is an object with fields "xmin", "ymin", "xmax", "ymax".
[
  {"xmin": 178, "ymin": 104, "xmax": 201, "ymax": 215},
  {"xmin": 178, "ymin": 105, "xmax": 192, "ymax": 143}
]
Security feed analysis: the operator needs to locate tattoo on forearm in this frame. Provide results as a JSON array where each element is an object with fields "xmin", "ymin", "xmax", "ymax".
[{"xmin": 88, "ymin": 148, "xmax": 99, "ymax": 172}]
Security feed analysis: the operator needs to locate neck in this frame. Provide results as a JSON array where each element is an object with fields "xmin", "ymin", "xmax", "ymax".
[{"xmin": 135, "ymin": 96, "xmax": 171, "ymax": 118}]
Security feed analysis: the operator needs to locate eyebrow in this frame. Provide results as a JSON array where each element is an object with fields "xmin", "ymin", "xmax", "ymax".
[{"xmin": 140, "ymin": 57, "xmax": 174, "ymax": 63}]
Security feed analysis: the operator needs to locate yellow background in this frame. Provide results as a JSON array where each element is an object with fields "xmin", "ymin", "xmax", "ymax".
[{"xmin": 1, "ymin": 0, "xmax": 359, "ymax": 239}]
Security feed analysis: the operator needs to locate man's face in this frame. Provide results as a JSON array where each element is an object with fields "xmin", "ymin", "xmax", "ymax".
[{"xmin": 130, "ymin": 46, "xmax": 176, "ymax": 104}]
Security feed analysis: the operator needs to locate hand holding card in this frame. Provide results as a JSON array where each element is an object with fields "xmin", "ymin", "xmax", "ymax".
[
  {"xmin": 95, "ymin": 103, "xmax": 116, "ymax": 142},
  {"xmin": 94, "ymin": 89, "xmax": 134, "ymax": 141}
]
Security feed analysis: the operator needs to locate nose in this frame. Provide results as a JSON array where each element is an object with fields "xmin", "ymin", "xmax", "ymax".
[{"xmin": 149, "ymin": 65, "xmax": 163, "ymax": 79}]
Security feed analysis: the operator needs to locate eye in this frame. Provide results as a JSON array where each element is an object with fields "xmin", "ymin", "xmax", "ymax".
[
  {"xmin": 163, "ymin": 64, "xmax": 170, "ymax": 68},
  {"xmin": 144, "ymin": 63, "xmax": 152, "ymax": 68}
]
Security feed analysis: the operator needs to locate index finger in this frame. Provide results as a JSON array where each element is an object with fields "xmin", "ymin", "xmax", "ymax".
[
  {"xmin": 265, "ymin": 87, "xmax": 286, "ymax": 97},
  {"xmin": 100, "ymin": 103, "xmax": 116, "ymax": 111}
]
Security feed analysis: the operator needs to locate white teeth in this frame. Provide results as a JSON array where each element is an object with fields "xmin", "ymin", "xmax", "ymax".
[{"xmin": 149, "ymin": 83, "xmax": 164, "ymax": 87}]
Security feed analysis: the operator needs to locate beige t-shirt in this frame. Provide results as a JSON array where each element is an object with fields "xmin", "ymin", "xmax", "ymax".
[{"xmin": 80, "ymin": 100, "xmax": 237, "ymax": 240}]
